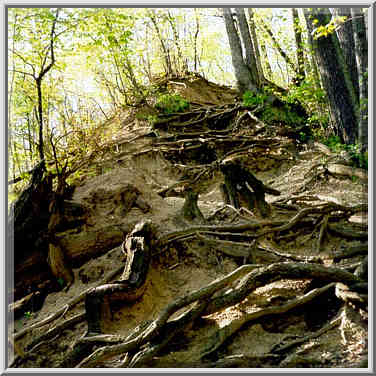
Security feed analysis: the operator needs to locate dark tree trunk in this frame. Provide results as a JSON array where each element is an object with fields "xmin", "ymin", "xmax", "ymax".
[
  {"xmin": 85, "ymin": 221, "xmax": 155, "ymax": 335},
  {"xmin": 36, "ymin": 79, "xmax": 45, "ymax": 163},
  {"xmin": 304, "ymin": 8, "xmax": 358, "ymax": 144},
  {"xmin": 330, "ymin": 8, "xmax": 360, "ymax": 101},
  {"xmin": 8, "ymin": 161, "xmax": 55, "ymax": 303},
  {"xmin": 235, "ymin": 8, "xmax": 259, "ymax": 86},
  {"xmin": 34, "ymin": 8, "xmax": 59, "ymax": 164},
  {"xmin": 220, "ymin": 159, "xmax": 280, "ymax": 217},
  {"xmin": 181, "ymin": 187, "xmax": 205, "ymax": 223},
  {"xmin": 222, "ymin": 8, "xmax": 257, "ymax": 94},
  {"xmin": 351, "ymin": 7, "xmax": 368, "ymax": 151}
]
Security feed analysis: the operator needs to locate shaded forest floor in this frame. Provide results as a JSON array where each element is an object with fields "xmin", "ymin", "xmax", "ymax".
[{"xmin": 10, "ymin": 75, "xmax": 368, "ymax": 369}]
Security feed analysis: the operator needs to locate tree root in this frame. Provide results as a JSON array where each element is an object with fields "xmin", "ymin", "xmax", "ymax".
[
  {"xmin": 335, "ymin": 283, "xmax": 368, "ymax": 310},
  {"xmin": 71, "ymin": 264, "xmax": 255, "ymax": 367},
  {"xmin": 26, "ymin": 312, "xmax": 86, "ymax": 354},
  {"xmin": 62, "ymin": 261, "xmax": 361, "ymax": 368},
  {"xmin": 204, "ymin": 262, "xmax": 361, "ymax": 316},
  {"xmin": 271, "ymin": 313, "xmax": 341, "ymax": 355},
  {"xmin": 199, "ymin": 283, "xmax": 336, "ymax": 360},
  {"xmin": 333, "ymin": 244, "xmax": 368, "ymax": 262},
  {"xmin": 315, "ymin": 214, "xmax": 329, "ymax": 253},
  {"xmin": 14, "ymin": 264, "xmax": 124, "ymax": 341}
]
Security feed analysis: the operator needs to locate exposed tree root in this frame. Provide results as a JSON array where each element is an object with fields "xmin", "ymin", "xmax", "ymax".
[
  {"xmin": 333, "ymin": 244, "xmax": 368, "ymax": 262},
  {"xmin": 198, "ymin": 283, "xmax": 336, "ymax": 360},
  {"xmin": 315, "ymin": 214, "xmax": 329, "ymax": 253},
  {"xmin": 335, "ymin": 283, "xmax": 368, "ymax": 310},
  {"xmin": 56, "ymin": 261, "xmax": 360, "ymax": 368},
  {"xmin": 271, "ymin": 313, "xmax": 342, "ymax": 354}
]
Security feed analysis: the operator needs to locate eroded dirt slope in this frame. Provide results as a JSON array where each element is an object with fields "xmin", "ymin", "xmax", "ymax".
[{"xmin": 10, "ymin": 76, "xmax": 368, "ymax": 369}]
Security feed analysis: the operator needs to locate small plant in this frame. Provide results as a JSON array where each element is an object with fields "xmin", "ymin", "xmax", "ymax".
[
  {"xmin": 324, "ymin": 136, "xmax": 368, "ymax": 169},
  {"xmin": 24, "ymin": 311, "xmax": 32, "ymax": 319},
  {"xmin": 242, "ymin": 90, "xmax": 268, "ymax": 107},
  {"xmin": 155, "ymin": 93, "xmax": 189, "ymax": 114},
  {"xmin": 147, "ymin": 114, "xmax": 158, "ymax": 125},
  {"xmin": 57, "ymin": 277, "xmax": 65, "ymax": 288},
  {"xmin": 260, "ymin": 106, "xmax": 304, "ymax": 126}
]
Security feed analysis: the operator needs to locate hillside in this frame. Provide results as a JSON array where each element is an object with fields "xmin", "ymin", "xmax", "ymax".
[{"xmin": 9, "ymin": 75, "xmax": 368, "ymax": 369}]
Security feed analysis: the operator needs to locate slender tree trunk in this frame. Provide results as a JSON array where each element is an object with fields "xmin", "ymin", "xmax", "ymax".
[
  {"xmin": 292, "ymin": 8, "xmax": 305, "ymax": 82},
  {"xmin": 167, "ymin": 10, "xmax": 187, "ymax": 74},
  {"xmin": 259, "ymin": 19, "xmax": 297, "ymax": 76},
  {"xmin": 149, "ymin": 10, "xmax": 172, "ymax": 76},
  {"xmin": 222, "ymin": 8, "xmax": 257, "ymax": 94},
  {"xmin": 193, "ymin": 8, "xmax": 200, "ymax": 72},
  {"xmin": 303, "ymin": 14, "xmax": 323, "ymax": 90},
  {"xmin": 235, "ymin": 8, "xmax": 259, "ymax": 85},
  {"xmin": 351, "ymin": 8, "xmax": 368, "ymax": 151},
  {"xmin": 36, "ymin": 79, "xmax": 45, "ymax": 162},
  {"xmin": 247, "ymin": 9, "xmax": 265, "ymax": 84},
  {"xmin": 259, "ymin": 41, "xmax": 272, "ymax": 80},
  {"xmin": 26, "ymin": 114, "xmax": 33, "ymax": 163},
  {"xmin": 330, "ymin": 8, "xmax": 359, "ymax": 101},
  {"xmin": 9, "ymin": 13, "xmax": 18, "ymax": 181},
  {"xmin": 304, "ymin": 8, "xmax": 358, "ymax": 144},
  {"xmin": 34, "ymin": 8, "xmax": 59, "ymax": 166}
]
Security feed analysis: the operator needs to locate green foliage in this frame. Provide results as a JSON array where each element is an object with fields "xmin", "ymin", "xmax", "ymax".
[
  {"xmin": 312, "ymin": 16, "xmax": 347, "ymax": 39},
  {"xmin": 24, "ymin": 311, "xmax": 32, "ymax": 319},
  {"xmin": 324, "ymin": 136, "xmax": 368, "ymax": 169},
  {"xmin": 155, "ymin": 93, "xmax": 189, "ymax": 114},
  {"xmin": 147, "ymin": 115, "xmax": 158, "ymax": 125},
  {"xmin": 242, "ymin": 90, "xmax": 268, "ymax": 107},
  {"xmin": 260, "ymin": 105, "xmax": 304, "ymax": 126}
]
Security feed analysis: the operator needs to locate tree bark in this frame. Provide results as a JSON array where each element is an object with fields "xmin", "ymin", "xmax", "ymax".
[
  {"xmin": 235, "ymin": 8, "xmax": 259, "ymax": 86},
  {"xmin": 351, "ymin": 8, "xmax": 368, "ymax": 151},
  {"xmin": 247, "ymin": 9, "xmax": 265, "ymax": 85},
  {"xmin": 292, "ymin": 8, "xmax": 305, "ymax": 82},
  {"xmin": 259, "ymin": 19, "xmax": 297, "ymax": 76},
  {"xmin": 85, "ymin": 221, "xmax": 155, "ymax": 336},
  {"xmin": 181, "ymin": 187, "xmax": 205, "ymax": 223},
  {"xmin": 304, "ymin": 8, "xmax": 358, "ymax": 144},
  {"xmin": 35, "ymin": 8, "xmax": 59, "ymax": 164},
  {"xmin": 220, "ymin": 159, "xmax": 280, "ymax": 217},
  {"xmin": 259, "ymin": 40, "xmax": 272, "ymax": 80},
  {"xmin": 330, "ymin": 8, "xmax": 360, "ymax": 100},
  {"xmin": 222, "ymin": 8, "xmax": 257, "ymax": 94}
]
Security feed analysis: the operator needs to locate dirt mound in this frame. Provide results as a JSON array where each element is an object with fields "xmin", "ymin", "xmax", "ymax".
[{"xmin": 9, "ymin": 76, "xmax": 368, "ymax": 369}]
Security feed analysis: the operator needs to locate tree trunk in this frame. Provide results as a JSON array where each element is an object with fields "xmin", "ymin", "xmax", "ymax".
[
  {"xmin": 351, "ymin": 7, "xmax": 368, "ymax": 151},
  {"xmin": 220, "ymin": 159, "xmax": 280, "ymax": 217},
  {"xmin": 292, "ymin": 8, "xmax": 305, "ymax": 82},
  {"xmin": 149, "ymin": 10, "xmax": 172, "ymax": 77},
  {"xmin": 36, "ymin": 79, "xmax": 45, "ymax": 163},
  {"xmin": 235, "ymin": 8, "xmax": 259, "ymax": 86},
  {"xmin": 222, "ymin": 8, "xmax": 257, "ymax": 94},
  {"xmin": 259, "ymin": 40, "xmax": 272, "ymax": 80},
  {"xmin": 259, "ymin": 19, "xmax": 297, "ymax": 76},
  {"xmin": 304, "ymin": 8, "xmax": 358, "ymax": 144},
  {"xmin": 85, "ymin": 221, "xmax": 155, "ymax": 335},
  {"xmin": 181, "ymin": 187, "xmax": 205, "ymax": 223},
  {"xmin": 303, "ymin": 12, "xmax": 322, "ymax": 90},
  {"xmin": 330, "ymin": 8, "xmax": 359, "ymax": 101},
  {"xmin": 247, "ymin": 9, "xmax": 265, "ymax": 85}
]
